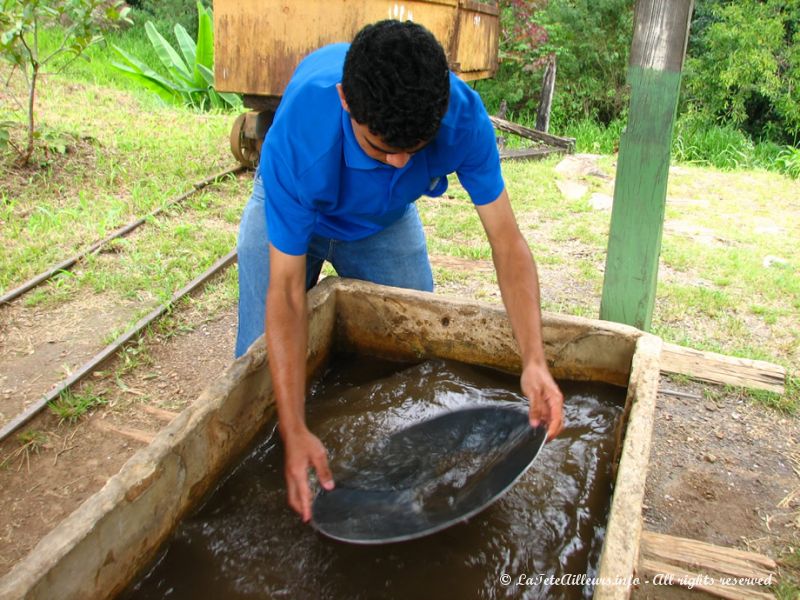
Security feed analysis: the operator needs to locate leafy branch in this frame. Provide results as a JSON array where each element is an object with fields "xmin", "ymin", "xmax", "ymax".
[{"xmin": 0, "ymin": 0, "xmax": 130, "ymax": 165}]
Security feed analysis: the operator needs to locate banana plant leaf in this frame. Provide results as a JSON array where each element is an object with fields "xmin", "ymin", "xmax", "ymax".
[
  {"xmin": 195, "ymin": 0, "xmax": 214, "ymax": 71},
  {"xmin": 144, "ymin": 21, "xmax": 196, "ymax": 88},
  {"xmin": 111, "ymin": 44, "xmax": 189, "ymax": 104}
]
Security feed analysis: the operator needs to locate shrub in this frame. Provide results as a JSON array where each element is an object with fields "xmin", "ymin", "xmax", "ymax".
[
  {"xmin": 775, "ymin": 146, "xmax": 800, "ymax": 179},
  {"xmin": 133, "ymin": 0, "xmax": 210, "ymax": 39},
  {"xmin": 683, "ymin": 0, "xmax": 800, "ymax": 144},
  {"xmin": 477, "ymin": 0, "xmax": 634, "ymax": 126},
  {"xmin": 537, "ymin": 0, "xmax": 634, "ymax": 125},
  {"xmin": 112, "ymin": 1, "xmax": 240, "ymax": 110},
  {"xmin": 562, "ymin": 118, "xmax": 625, "ymax": 154},
  {"xmin": 672, "ymin": 113, "xmax": 754, "ymax": 169}
]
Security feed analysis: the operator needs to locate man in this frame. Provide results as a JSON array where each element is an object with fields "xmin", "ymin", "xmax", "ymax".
[{"xmin": 236, "ymin": 20, "xmax": 563, "ymax": 522}]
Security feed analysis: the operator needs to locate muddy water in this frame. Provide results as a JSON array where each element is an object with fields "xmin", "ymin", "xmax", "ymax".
[{"xmin": 124, "ymin": 356, "xmax": 625, "ymax": 600}]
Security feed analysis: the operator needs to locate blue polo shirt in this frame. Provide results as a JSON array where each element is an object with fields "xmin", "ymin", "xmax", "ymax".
[{"xmin": 259, "ymin": 43, "xmax": 504, "ymax": 256}]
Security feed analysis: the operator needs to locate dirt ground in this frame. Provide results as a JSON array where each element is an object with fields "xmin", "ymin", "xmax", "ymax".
[
  {"xmin": 633, "ymin": 378, "xmax": 799, "ymax": 599},
  {"xmin": 0, "ymin": 294, "xmax": 237, "ymax": 577},
  {"xmin": 0, "ymin": 293, "xmax": 141, "ymax": 424},
  {"xmin": 644, "ymin": 378, "xmax": 798, "ymax": 556}
]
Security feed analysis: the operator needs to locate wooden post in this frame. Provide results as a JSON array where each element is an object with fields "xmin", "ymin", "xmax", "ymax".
[
  {"xmin": 496, "ymin": 99, "xmax": 508, "ymax": 150},
  {"xmin": 599, "ymin": 0, "xmax": 694, "ymax": 330},
  {"xmin": 535, "ymin": 54, "xmax": 556, "ymax": 133}
]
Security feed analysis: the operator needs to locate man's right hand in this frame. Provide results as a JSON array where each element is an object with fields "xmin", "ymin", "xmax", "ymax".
[{"xmin": 282, "ymin": 426, "xmax": 335, "ymax": 522}]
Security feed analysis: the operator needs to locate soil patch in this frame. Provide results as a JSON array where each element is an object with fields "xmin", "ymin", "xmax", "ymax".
[
  {"xmin": 0, "ymin": 133, "xmax": 100, "ymax": 208},
  {"xmin": 644, "ymin": 377, "xmax": 798, "ymax": 554},
  {"xmin": 0, "ymin": 292, "xmax": 140, "ymax": 427},
  {"xmin": 633, "ymin": 376, "xmax": 799, "ymax": 598},
  {"xmin": 0, "ymin": 302, "xmax": 236, "ymax": 578},
  {"xmin": 0, "ymin": 413, "xmax": 141, "ymax": 575}
]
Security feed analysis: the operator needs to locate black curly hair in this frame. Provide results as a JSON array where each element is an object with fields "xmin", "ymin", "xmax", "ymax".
[{"xmin": 342, "ymin": 20, "xmax": 450, "ymax": 150}]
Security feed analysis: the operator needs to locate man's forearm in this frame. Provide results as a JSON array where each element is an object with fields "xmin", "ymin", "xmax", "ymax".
[
  {"xmin": 475, "ymin": 185, "xmax": 562, "ymax": 435},
  {"xmin": 492, "ymin": 234, "xmax": 547, "ymax": 366},
  {"xmin": 266, "ymin": 283, "xmax": 309, "ymax": 436},
  {"xmin": 265, "ymin": 265, "xmax": 335, "ymax": 519}
]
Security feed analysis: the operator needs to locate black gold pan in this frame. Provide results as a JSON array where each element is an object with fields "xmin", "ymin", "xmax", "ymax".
[{"xmin": 312, "ymin": 405, "xmax": 547, "ymax": 544}]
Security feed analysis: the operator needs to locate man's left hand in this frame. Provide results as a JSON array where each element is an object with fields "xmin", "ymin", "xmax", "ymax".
[{"xmin": 521, "ymin": 362, "xmax": 564, "ymax": 441}]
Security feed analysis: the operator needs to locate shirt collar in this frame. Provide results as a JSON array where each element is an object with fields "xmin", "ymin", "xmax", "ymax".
[{"xmin": 341, "ymin": 109, "xmax": 390, "ymax": 170}]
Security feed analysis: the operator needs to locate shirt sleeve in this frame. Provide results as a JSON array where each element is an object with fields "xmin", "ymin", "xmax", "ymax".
[
  {"xmin": 261, "ymin": 152, "xmax": 316, "ymax": 256},
  {"xmin": 455, "ymin": 107, "xmax": 506, "ymax": 206}
]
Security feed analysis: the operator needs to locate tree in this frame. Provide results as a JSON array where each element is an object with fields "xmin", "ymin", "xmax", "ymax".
[
  {"xmin": 684, "ymin": 0, "xmax": 800, "ymax": 142},
  {"xmin": 536, "ymin": 0, "xmax": 635, "ymax": 125},
  {"xmin": 480, "ymin": 0, "xmax": 635, "ymax": 126},
  {"xmin": 0, "ymin": 0, "xmax": 130, "ymax": 164}
]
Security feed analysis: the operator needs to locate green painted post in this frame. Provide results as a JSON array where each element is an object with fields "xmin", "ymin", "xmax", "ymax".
[{"xmin": 599, "ymin": 0, "xmax": 694, "ymax": 330}]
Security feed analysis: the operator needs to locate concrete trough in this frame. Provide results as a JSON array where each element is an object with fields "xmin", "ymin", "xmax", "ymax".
[{"xmin": 0, "ymin": 278, "xmax": 661, "ymax": 600}]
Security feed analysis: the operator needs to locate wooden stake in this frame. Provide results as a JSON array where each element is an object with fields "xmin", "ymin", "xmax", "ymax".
[
  {"xmin": 535, "ymin": 54, "xmax": 556, "ymax": 133},
  {"xmin": 488, "ymin": 115, "xmax": 575, "ymax": 150},
  {"xmin": 140, "ymin": 405, "xmax": 180, "ymax": 422}
]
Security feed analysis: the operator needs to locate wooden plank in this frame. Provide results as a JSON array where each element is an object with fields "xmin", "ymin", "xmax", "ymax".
[
  {"xmin": 454, "ymin": 1, "xmax": 499, "ymax": 73},
  {"xmin": 498, "ymin": 146, "xmax": 566, "ymax": 161},
  {"xmin": 594, "ymin": 334, "xmax": 662, "ymax": 600},
  {"xmin": 139, "ymin": 406, "xmax": 180, "ymax": 422},
  {"xmin": 429, "ymin": 254, "xmax": 494, "ymax": 273},
  {"xmin": 599, "ymin": 0, "xmax": 693, "ymax": 330},
  {"xmin": 639, "ymin": 558, "xmax": 775, "ymax": 600},
  {"xmin": 92, "ymin": 420, "xmax": 155, "ymax": 445},
  {"xmin": 489, "ymin": 115, "xmax": 575, "ymax": 149},
  {"xmin": 459, "ymin": 0, "xmax": 499, "ymax": 16},
  {"xmin": 641, "ymin": 531, "xmax": 777, "ymax": 578},
  {"xmin": 660, "ymin": 343, "xmax": 786, "ymax": 394}
]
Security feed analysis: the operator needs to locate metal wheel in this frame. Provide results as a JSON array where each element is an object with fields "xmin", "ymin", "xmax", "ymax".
[{"xmin": 229, "ymin": 112, "xmax": 260, "ymax": 168}]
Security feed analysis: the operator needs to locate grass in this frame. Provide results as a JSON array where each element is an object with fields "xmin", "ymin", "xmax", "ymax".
[
  {"xmin": 0, "ymin": 430, "xmax": 49, "ymax": 471},
  {"xmin": 424, "ymin": 163, "xmax": 800, "ymax": 416},
  {"xmin": 774, "ymin": 546, "xmax": 800, "ymax": 599},
  {"xmin": 525, "ymin": 112, "xmax": 799, "ymax": 179},
  {"xmin": 560, "ymin": 118, "xmax": 624, "ymax": 155},
  {"xmin": 202, "ymin": 264, "xmax": 240, "ymax": 306},
  {"xmin": 115, "ymin": 337, "xmax": 155, "ymax": 377},
  {"xmin": 16, "ymin": 429, "xmax": 48, "ymax": 451},
  {"xmin": 742, "ymin": 376, "xmax": 799, "ymax": 414},
  {"xmin": 48, "ymin": 389, "xmax": 108, "ymax": 423},
  {"xmin": 424, "ymin": 146, "xmax": 800, "ymax": 415},
  {"xmin": 1, "ymin": 18, "xmax": 248, "ymax": 295},
  {"xmin": 0, "ymin": 56, "xmax": 250, "ymax": 320},
  {"xmin": 37, "ymin": 23, "xmax": 163, "ymax": 95}
]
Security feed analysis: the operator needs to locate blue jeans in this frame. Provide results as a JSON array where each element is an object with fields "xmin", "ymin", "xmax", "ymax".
[{"xmin": 235, "ymin": 174, "xmax": 434, "ymax": 357}]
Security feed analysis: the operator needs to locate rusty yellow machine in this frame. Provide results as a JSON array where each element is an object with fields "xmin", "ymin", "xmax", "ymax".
[{"xmin": 213, "ymin": 0, "xmax": 500, "ymax": 166}]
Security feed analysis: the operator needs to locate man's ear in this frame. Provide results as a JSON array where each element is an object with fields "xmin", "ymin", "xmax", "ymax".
[{"xmin": 336, "ymin": 83, "xmax": 349, "ymax": 112}]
